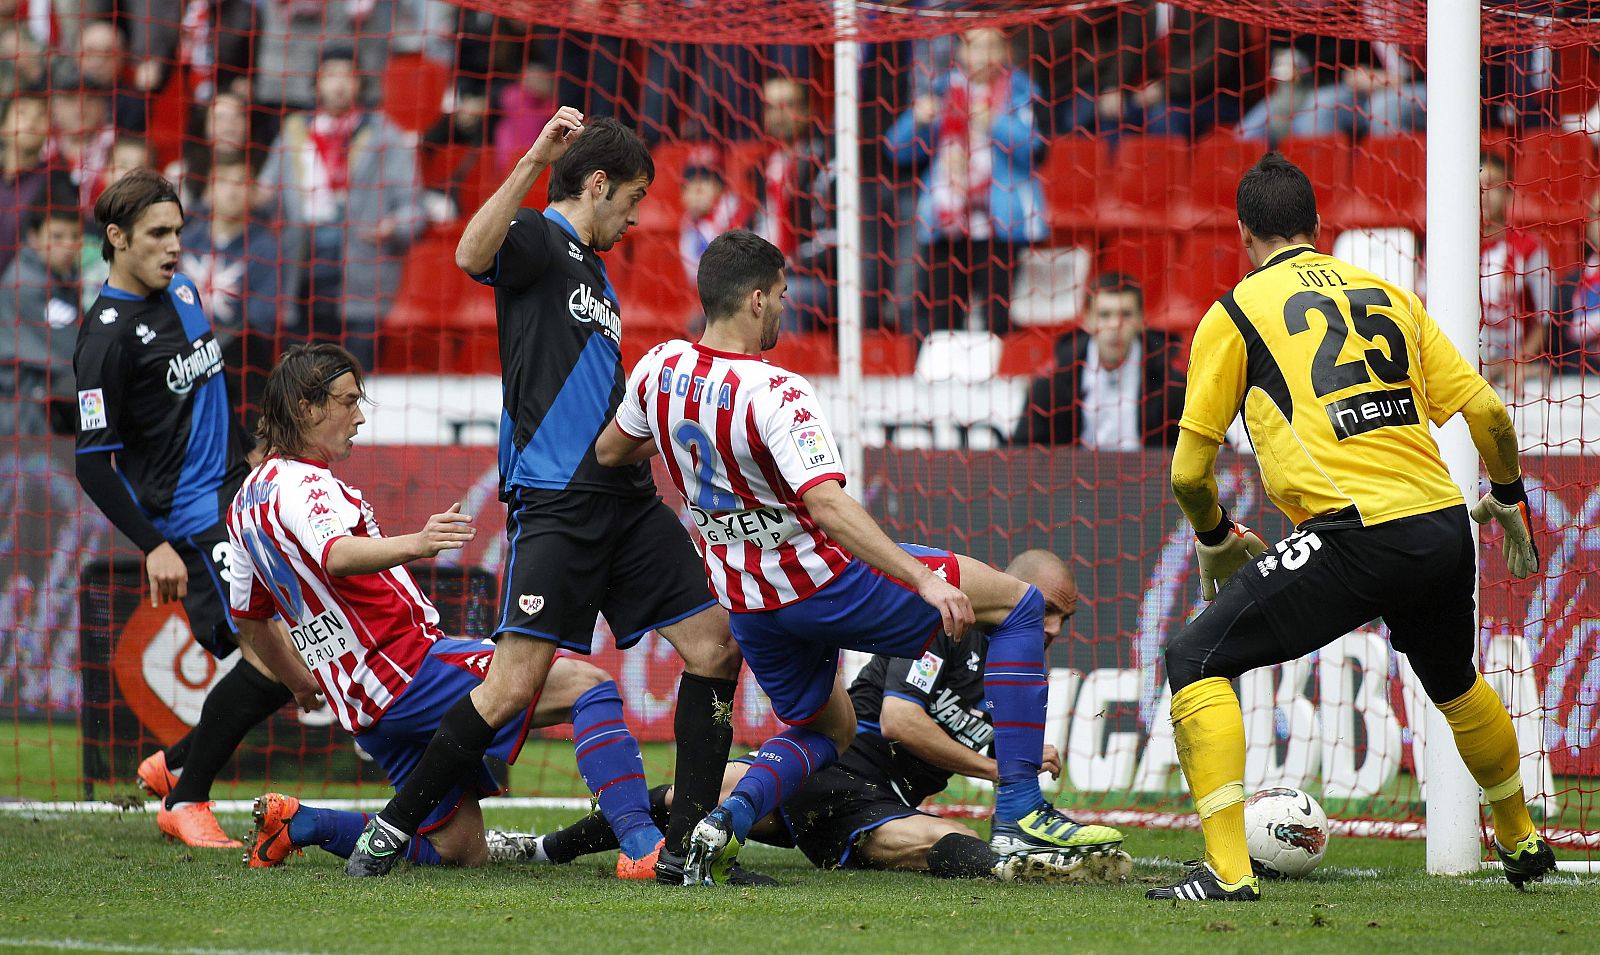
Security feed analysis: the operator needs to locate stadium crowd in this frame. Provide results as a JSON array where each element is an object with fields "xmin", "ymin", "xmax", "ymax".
[{"xmin": 2, "ymin": 0, "xmax": 1597, "ymax": 447}]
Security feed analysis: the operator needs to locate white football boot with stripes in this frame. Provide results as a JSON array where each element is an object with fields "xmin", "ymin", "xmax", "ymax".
[{"xmin": 1145, "ymin": 861, "xmax": 1260, "ymax": 901}]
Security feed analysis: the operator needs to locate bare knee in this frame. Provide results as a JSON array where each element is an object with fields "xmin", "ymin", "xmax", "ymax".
[
  {"xmin": 533, "ymin": 658, "xmax": 611, "ymax": 726},
  {"xmin": 660, "ymin": 606, "xmax": 742, "ymax": 680}
]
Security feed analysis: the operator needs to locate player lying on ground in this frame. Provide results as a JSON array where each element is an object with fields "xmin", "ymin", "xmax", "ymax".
[
  {"xmin": 73, "ymin": 169, "xmax": 297, "ymax": 848},
  {"xmin": 515, "ymin": 550, "xmax": 1133, "ymax": 884},
  {"xmin": 227, "ymin": 343, "xmax": 665, "ymax": 874},
  {"xmin": 595, "ymin": 230, "xmax": 1123, "ymax": 886},
  {"xmin": 344, "ymin": 106, "xmax": 761, "ymax": 885},
  {"xmin": 1147, "ymin": 153, "xmax": 1556, "ymax": 902}
]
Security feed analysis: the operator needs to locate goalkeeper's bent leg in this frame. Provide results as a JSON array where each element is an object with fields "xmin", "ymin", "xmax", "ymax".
[{"xmin": 1438, "ymin": 675, "xmax": 1536, "ymax": 848}]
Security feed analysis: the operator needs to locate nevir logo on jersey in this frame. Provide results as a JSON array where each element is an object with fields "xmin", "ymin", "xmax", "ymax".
[
  {"xmin": 567, "ymin": 282, "xmax": 621, "ymax": 343},
  {"xmin": 1324, "ymin": 386, "xmax": 1420, "ymax": 440},
  {"xmin": 165, "ymin": 336, "xmax": 224, "ymax": 395}
]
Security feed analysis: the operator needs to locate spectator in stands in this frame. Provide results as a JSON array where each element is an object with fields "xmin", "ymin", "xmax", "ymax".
[
  {"xmin": 0, "ymin": 205, "xmax": 80, "ymax": 436},
  {"xmin": 1553, "ymin": 187, "xmax": 1600, "ymax": 374},
  {"xmin": 1237, "ymin": 44, "xmax": 1361, "ymax": 144},
  {"xmin": 886, "ymin": 27, "xmax": 1046, "ymax": 341},
  {"xmin": 1138, "ymin": 10, "xmax": 1252, "ymax": 140},
  {"xmin": 123, "ymin": 0, "xmax": 256, "ymax": 103},
  {"xmin": 54, "ymin": 20, "xmax": 149, "ymax": 133},
  {"xmin": 183, "ymin": 151, "xmax": 293, "ymax": 418},
  {"xmin": 1029, "ymin": 4, "xmax": 1150, "ymax": 138},
  {"xmin": 642, "ymin": 35, "xmax": 769, "ymax": 143},
  {"xmin": 1010, "ymin": 273, "xmax": 1184, "ymax": 448},
  {"xmin": 2, "ymin": 92, "xmax": 75, "ymax": 275},
  {"xmin": 1480, "ymin": 150, "xmax": 1552, "ymax": 390},
  {"xmin": 750, "ymin": 77, "xmax": 866, "ymax": 333},
  {"xmin": 495, "ymin": 54, "xmax": 557, "ymax": 176},
  {"xmin": 680, "ymin": 147, "xmax": 753, "ymax": 287},
  {"xmin": 260, "ymin": 45, "xmax": 424, "ymax": 371},
  {"xmin": 49, "ymin": 85, "xmax": 118, "ymax": 212},
  {"xmin": 253, "ymin": 0, "xmax": 394, "ymax": 117},
  {"xmin": 164, "ymin": 90, "xmax": 256, "ymax": 209},
  {"xmin": 0, "ymin": 24, "xmax": 48, "ymax": 99}
]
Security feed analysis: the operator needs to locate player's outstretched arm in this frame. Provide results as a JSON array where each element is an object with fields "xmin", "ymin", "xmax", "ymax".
[
  {"xmin": 323, "ymin": 503, "xmax": 476, "ymax": 577},
  {"xmin": 1172, "ymin": 428, "xmax": 1266, "ymax": 600},
  {"xmin": 236, "ymin": 617, "xmax": 323, "ymax": 711},
  {"xmin": 801, "ymin": 480, "xmax": 975, "ymax": 638},
  {"xmin": 880, "ymin": 696, "xmax": 1001, "ymax": 781},
  {"xmin": 1460, "ymin": 386, "xmax": 1541, "ymax": 578},
  {"xmin": 455, "ymin": 105, "xmax": 585, "ymax": 276}
]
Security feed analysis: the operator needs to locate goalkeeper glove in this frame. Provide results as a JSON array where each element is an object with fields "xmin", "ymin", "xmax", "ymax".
[
  {"xmin": 1470, "ymin": 479, "xmax": 1541, "ymax": 580},
  {"xmin": 1194, "ymin": 512, "xmax": 1267, "ymax": 601}
]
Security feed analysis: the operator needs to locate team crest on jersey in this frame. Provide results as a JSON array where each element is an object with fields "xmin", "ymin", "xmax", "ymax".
[
  {"xmin": 98, "ymin": 307, "xmax": 118, "ymax": 325},
  {"xmin": 789, "ymin": 425, "xmax": 836, "ymax": 468},
  {"xmin": 77, "ymin": 388, "xmax": 107, "ymax": 431},
  {"xmin": 908, "ymin": 651, "xmax": 944, "ymax": 693},
  {"xmin": 518, "ymin": 594, "xmax": 545, "ymax": 616},
  {"xmin": 174, "ymin": 284, "xmax": 195, "ymax": 305}
]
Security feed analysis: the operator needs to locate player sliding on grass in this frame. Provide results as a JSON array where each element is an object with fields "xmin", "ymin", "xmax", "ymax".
[
  {"xmin": 594, "ymin": 230, "xmax": 1124, "ymax": 886},
  {"xmin": 1147, "ymin": 153, "xmax": 1555, "ymax": 902},
  {"xmin": 227, "ymin": 343, "xmax": 664, "ymax": 874},
  {"xmin": 516, "ymin": 551, "xmax": 1133, "ymax": 885}
]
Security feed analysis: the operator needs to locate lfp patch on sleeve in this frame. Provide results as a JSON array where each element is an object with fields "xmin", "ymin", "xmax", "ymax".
[
  {"xmin": 78, "ymin": 389, "xmax": 107, "ymax": 431},
  {"xmin": 908, "ymin": 651, "xmax": 944, "ymax": 693},
  {"xmin": 788, "ymin": 425, "xmax": 837, "ymax": 469}
]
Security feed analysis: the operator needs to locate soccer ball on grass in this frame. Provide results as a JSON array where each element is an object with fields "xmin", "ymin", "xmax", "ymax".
[{"xmin": 1243, "ymin": 787, "xmax": 1329, "ymax": 879}]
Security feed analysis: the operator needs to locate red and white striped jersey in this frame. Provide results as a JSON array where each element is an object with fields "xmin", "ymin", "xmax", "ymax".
[
  {"xmin": 1480, "ymin": 227, "xmax": 1551, "ymax": 366},
  {"xmin": 614, "ymin": 340, "xmax": 852, "ymax": 612},
  {"xmin": 224, "ymin": 456, "xmax": 440, "ymax": 733}
]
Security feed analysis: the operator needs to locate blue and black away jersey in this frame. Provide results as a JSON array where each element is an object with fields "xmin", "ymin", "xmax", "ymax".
[
  {"xmin": 73, "ymin": 274, "xmax": 248, "ymax": 539},
  {"xmin": 845, "ymin": 629, "xmax": 995, "ymax": 806},
  {"xmin": 471, "ymin": 207, "xmax": 654, "ymax": 499}
]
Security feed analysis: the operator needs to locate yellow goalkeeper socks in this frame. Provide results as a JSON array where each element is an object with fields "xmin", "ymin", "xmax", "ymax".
[
  {"xmin": 1438, "ymin": 675, "xmax": 1535, "ymax": 848},
  {"xmin": 1171, "ymin": 677, "xmax": 1252, "ymax": 885}
]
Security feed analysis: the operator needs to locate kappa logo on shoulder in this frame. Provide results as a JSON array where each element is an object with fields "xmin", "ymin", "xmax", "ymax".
[{"xmin": 518, "ymin": 594, "xmax": 545, "ymax": 616}]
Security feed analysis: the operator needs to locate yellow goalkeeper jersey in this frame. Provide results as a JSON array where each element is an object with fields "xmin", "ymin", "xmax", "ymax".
[{"xmin": 1180, "ymin": 244, "xmax": 1491, "ymax": 528}]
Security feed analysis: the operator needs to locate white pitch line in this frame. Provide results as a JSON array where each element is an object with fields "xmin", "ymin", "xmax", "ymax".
[
  {"xmin": 0, "ymin": 796, "xmax": 591, "ymax": 815},
  {"xmin": 0, "ymin": 938, "xmax": 326, "ymax": 955}
]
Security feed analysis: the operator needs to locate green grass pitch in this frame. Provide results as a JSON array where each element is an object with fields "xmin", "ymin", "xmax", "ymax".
[{"xmin": 0, "ymin": 803, "xmax": 1594, "ymax": 955}]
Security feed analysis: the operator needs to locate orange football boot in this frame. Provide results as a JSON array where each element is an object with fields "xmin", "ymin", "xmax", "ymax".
[
  {"xmin": 136, "ymin": 750, "xmax": 179, "ymax": 800},
  {"xmin": 616, "ymin": 838, "xmax": 665, "ymax": 880},
  {"xmin": 158, "ymin": 801, "xmax": 243, "ymax": 848},
  {"xmin": 245, "ymin": 793, "xmax": 304, "ymax": 868}
]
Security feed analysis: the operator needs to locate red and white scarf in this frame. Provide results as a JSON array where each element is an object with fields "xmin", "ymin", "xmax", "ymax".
[
  {"xmin": 929, "ymin": 69, "xmax": 1010, "ymax": 239},
  {"xmin": 300, "ymin": 112, "xmax": 359, "ymax": 223}
]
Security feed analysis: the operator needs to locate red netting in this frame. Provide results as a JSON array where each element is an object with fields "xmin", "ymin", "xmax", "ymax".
[{"xmin": 1, "ymin": 2, "xmax": 1597, "ymax": 863}]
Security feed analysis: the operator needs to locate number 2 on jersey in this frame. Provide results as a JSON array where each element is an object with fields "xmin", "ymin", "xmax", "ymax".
[
  {"xmin": 242, "ymin": 527, "xmax": 305, "ymax": 617},
  {"xmin": 672, "ymin": 420, "xmax": 739, "ymax": 511},
  {"xmin": 1284, "ymin": 288, "xmax": 1411, "ymax": 397}
]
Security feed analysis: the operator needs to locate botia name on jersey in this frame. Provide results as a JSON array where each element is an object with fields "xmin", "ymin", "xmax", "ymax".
[
  {"xmin": 690, "ymin": 503, "xmax": 801, "ymax": 550},
  {"xmin": 289, "ymin": 608, "xmax": 360, "ymax": 668},
  {"xmin": 658, "ymin": 367, "xmax": 734, "ymax": 409},
  {"xmin": 567, "ymin": 283, "xmax": 621, "ymax": 343},
  {"xmin": 165, "ymin": 336, "xmax": 224, "ymax": 395}
]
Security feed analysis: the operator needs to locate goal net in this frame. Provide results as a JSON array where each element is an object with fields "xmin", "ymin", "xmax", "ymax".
[{"xmin": 4, "ymin": 1, "xmax": 1597, "ymax": 862}]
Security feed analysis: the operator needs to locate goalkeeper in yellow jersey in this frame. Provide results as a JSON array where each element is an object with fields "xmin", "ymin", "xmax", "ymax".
[{"xmin": 1147, "ymin": 153, "xmax": 1552, "ymax": 902}]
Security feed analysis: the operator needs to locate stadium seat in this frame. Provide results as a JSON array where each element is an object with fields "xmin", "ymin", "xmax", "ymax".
[
  {"xmin": 1347, "ymin": 135, "xmax": 1425, "ymax": 231},
  {"xmin": 914, "ymin": 330, "xmax": 1003, "ymax": 382},
  {"xmin": 1513, "ymin": 130, "xmax": 1599, "ymax": 225},
  {"xmin": 1010, "ymin": 246, "xmax": 1091, "ymax": 326},
  {"xmin": 635, "ymin": 141, "xmax": 706, "ymax": 233},
  {"xmin": 1041, "ymin": 137, "xmax": 1102, "ymax": 234},
  {"xmin": 1098, "ymin": 232, "xmax": 1175, "ymax": 314},
  {"xmin": 1332, "ymin": 227, "xmax": 1419, "ymax": 289},
  {"xmin": 382, "ymin": 52, "xmax": 450, "ymax": 134},
  {"xmin": 1096, "ymin": 136, "xmax": 1192, "ymax": 229},
  {"xmin": 860, "ymin": 331, "xmax": 915, "ymax": 375},
  {"xmin": 999, "ymin": 329, "xmax": 1059, "ymax": 376},
  {"xmin": 612, "ymin": 229, "xmax": 697, "ymax": 337},
  {"xmin": 1182, "ymin": 130, "xmax": 1261, "ymax": 228}
]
